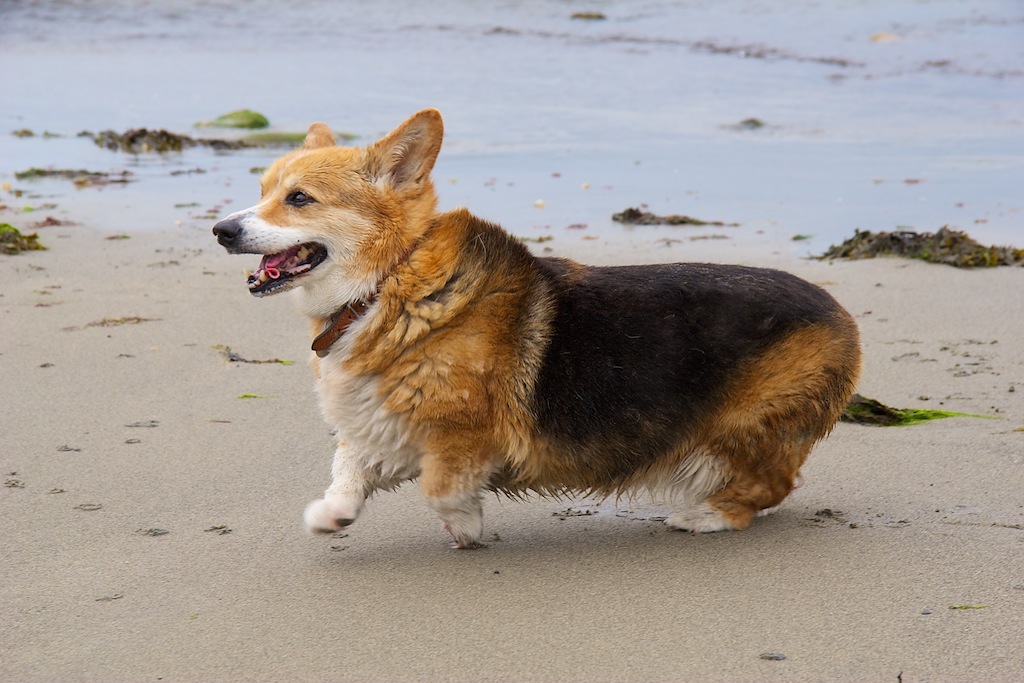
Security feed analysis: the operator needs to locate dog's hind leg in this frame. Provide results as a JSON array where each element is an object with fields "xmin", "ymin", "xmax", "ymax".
[
  {"xmin": 665, "ymin": 431, "xmax": 815, "ymax": 533},
  {"xmin": 418, "ymin": 431, "xmax": 496, "ymax": 549},
  {"xmin": 668, "ymin": 322, "xmax": 859, "ymax": 533},
  {"xmin": 666, "ymin": 469, "xmax": 799, "ymax": 533},
  {"xmin": 304, "ymin": 442, "xmax": 377, "ymax": 534}
]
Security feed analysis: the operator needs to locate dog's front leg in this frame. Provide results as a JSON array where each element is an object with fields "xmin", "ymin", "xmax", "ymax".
[
  {"xmin": 303, "ymin": 442, "xmax": 373, "ymax": 534},
  {"xmin": 419, "ymin": 432, "xmax": 494, "ymax": 549}
]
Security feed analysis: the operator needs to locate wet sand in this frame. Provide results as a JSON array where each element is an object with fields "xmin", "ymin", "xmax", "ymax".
[{"xmin": 2, "ymin": 218, "xmax": 1022, "ymax": 682}]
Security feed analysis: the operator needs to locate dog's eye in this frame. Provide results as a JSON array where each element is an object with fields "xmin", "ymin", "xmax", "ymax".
[{"xmin": 286, "ymin": 190, "xmax": 314, "ymax": 207}]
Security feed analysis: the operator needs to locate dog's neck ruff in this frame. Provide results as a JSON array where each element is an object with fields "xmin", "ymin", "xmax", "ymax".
[
  {"xmin": 311, "ymin": 295, "xmax": 377, "ymax": 357},
  {"xmin": 309, "ymin": 230, "xmax": 426, "ymax": 357}
]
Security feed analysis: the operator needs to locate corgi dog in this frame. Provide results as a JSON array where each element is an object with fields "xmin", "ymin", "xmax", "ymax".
[{"xmin": 213, "ymin": 109, "xmax": 861, "ymax": 548}]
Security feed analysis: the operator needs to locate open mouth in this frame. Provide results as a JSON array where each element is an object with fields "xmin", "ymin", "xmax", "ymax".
[{"xmin": 247, "ymin": 242, "xmax": 328, "ymax": 296}]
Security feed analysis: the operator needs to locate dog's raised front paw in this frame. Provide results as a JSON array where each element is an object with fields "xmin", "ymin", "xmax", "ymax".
[
  {"xmin": 665, "ymin": 503, "xmax": 736, "ymax": 534},
  {"xmin": 303, "ymin": 495, "xmax": 363, "ymax": 534}
]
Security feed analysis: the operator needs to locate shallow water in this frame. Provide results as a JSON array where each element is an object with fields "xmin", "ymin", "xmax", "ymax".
[{"xmin": 1, "ymin": 0, "xmax": 1021, "ymax": 254}]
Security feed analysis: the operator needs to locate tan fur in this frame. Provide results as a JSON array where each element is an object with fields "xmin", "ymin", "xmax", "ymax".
[
  {"xmin": 339, "ymin": 209, "xmax": 551, "ymax": 508},
  {"xmin": 701, "ymin": 321, "xmax": 861, "ymax": 528}
]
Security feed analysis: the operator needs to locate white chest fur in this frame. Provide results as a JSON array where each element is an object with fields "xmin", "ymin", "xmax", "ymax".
[{"xmin": 313, "ymin": 347, "xmax": 423, "ymax": 484}]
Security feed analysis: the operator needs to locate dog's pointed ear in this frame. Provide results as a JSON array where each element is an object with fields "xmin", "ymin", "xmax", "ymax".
[
  {"xmin": 366, "ymin": 109, "xmax": 444, "ymax": 189},
  {"xmin": 303, "ymin": 123, "xmax": 336, "ymax": 150}
]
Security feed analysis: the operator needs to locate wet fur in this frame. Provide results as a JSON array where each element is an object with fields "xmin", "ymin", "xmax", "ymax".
[{"xmin": 213, "ymin": 109, "xmax": 861, "ymax": 548}]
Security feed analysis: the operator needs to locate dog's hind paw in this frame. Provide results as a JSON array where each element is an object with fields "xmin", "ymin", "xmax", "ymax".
[
  {"xmin": 443, "ymin": 522, "xmax": 485, "ymax": 549},
  {"xmin": 303, "ymin": 495, "xmax": 363, "ymax": 534},
  {"xmin": 665, "ymin": 503, "xmax": 737, "ymax": 534},
  {"xmin": 428, "ymin": 492, "xmax": 484, "ymax": 549}
]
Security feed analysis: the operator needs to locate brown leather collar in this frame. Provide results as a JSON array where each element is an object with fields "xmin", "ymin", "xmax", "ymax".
[
  {"xmin": 311, "ymin": 295, "xmax": 376, "ymax": 357},
  {"xmin": 309, "ymin": 232, "xmax": 422, "ymax": 357}
]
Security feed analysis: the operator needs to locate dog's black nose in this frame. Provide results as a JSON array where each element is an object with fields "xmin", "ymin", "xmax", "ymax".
[{"xmin": 212, "ymin": 217, "xmax": 242, "ymax": 247}]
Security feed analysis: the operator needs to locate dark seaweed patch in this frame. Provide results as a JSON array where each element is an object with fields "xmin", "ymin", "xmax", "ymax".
[
  {"xmin": 613, "ymin": 207, "xmax": 739, "ymax": 227},
  {"xmin": 81, "ymin": 127, "xmax": 336, "ymax": 153},
  {"xmin": 85, "ymin": 128, "xmax": 251, "ymax": 153},
  {"xmin": 15, "ymin": 167, "xmax": 134, "ymax": 187},
  {"xmin": 212, "ymin": 344, "xmax": 294, "ymax": 365},
  {"xmin": 817, "ymin": 227, "xmax": 1023, "ymax": 268}
]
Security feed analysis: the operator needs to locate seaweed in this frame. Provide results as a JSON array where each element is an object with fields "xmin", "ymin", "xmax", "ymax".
[
  {"xmin": 87, "ymin": 128, "xmax": 251, "ymax": 153},
  {"xmin": 196, "ymin": 109, "xmax": 270, "ymax": 129},
  {"xmin": 15, "ymin": 167, "xmax": 134, "ymax": 187},
  {"xmin": 1, "ymin": 223, "xmax": 46, "ymax": 254},
  {"xmin": 213, "ymin": 344, "xmax": 293, "ymax": 365},
  {"xmin": 723, "ymin": 118, "xmax": 770, "ymax": 131},
  {"xmin": 613, "ymin": 207, "xmax": 739, "ymax": 226},
  {"xmin": 841, "ymin": 394, "xmax": 992, "ymax": 426},
  {"xmin": 83, "ymin": 127, "xmax": 343, "ymax": 153},
  {"xmin": 30, "ymin": 216, "xmax": 73, "ymax": 229},
  {"xmin": 816, "ymin": 227, "xmax": 1024, "ymax": 268},
  {"xmin": 84, "ymin": 316, "xmax": 157, "ymax": 328}
]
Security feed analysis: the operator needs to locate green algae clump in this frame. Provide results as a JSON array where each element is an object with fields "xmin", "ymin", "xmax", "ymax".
[
  {"xmin": 841, "ymin": 394, "xmax": 992, "ymax": 426},
  {"xmin": 197, "ymin": 109, "xmax": 270, "ymax": 129},
  {"xmin": 1, "ymin": 223, "xmax": 46, "ymax": 254}
]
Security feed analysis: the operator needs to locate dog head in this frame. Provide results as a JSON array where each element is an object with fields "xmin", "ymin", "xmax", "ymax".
[{"xmin": 212, "ymin": 109, "xmax": 443, "ymax": 315}]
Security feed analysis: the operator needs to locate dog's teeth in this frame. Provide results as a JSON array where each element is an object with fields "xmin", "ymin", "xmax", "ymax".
[{"xmin": 244, "ymin": 269, "xmax": 253, "ymax": 279}]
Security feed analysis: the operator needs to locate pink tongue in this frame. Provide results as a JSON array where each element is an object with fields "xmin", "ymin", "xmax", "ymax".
[
  {"xmin": 264, "ymin": 253, "xmax": 288, "ymax": 270},
  {"xmin": 259, "ymin": 248, "xmax": 298, "ymax": 279}
]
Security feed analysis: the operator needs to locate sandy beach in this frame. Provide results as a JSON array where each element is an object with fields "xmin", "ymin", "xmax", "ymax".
[
  {"xmin": 2, "ymin": 216, "xmax": 1022, "ymax": 682},
  {"xmin": 3, "ymin": 1, "xmax": 1023, "ymax": 680}
]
